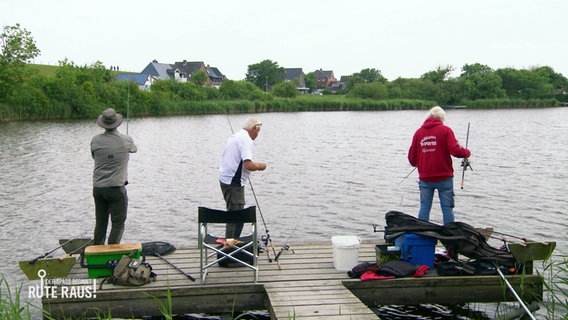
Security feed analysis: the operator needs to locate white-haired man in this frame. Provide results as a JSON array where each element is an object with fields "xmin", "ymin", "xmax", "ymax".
[
  {"xmin": 408, "ymin": 106, "xmax": 470, "ymax": 224},
  {"xmin": 219, "ymin": 117, "xmax": 267, "ymax": 238}
]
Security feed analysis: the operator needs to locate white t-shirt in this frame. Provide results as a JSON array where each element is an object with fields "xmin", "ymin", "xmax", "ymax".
[{"xmin": 218, "ymin": 129, "xmax": 254, "ymax": 186}]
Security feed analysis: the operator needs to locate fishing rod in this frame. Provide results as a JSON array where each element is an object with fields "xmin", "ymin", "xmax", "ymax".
[
  {"xmin": 29, "ymin": 236, "xmax": 83, "ymax": 264},
  {"xmin": 126, "ymin": 82, "xmax": 130, "ymax": 135},
  {"xmin": 398, "ymin": 167, "xmax": 416, "ymax": 186},
  {"xmin": 494, "ymin": 262, "xmax": 537, "ymax": 320},
  {"xmin": 490, "ymin": 230, "xmax": 532, "ymax": 243},
  {"xmin": 226, "ymin": 115, "xmax": 282, "ymax": 270},
  {"xmin": 59, "ymin": 239, "xmax": 94, "ymax": 260},
  {"xmin": 273, "ymin": 216, "xmax": 302, "ymax": 262},
  {"xmin": 460, "ymin": 122, "xmax": 473, "ymax": 189},
  {"xmin": 248, "ymin": 179, "xmax": 282, "ymax": 269}
]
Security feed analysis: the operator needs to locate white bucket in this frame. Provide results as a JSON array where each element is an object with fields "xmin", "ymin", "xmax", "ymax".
[{"xmin": 331, "ymin": 235, "xmax": 360, "ymax": 271}]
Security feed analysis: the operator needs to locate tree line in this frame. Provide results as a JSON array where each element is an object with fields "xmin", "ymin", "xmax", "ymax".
[{"xmin": 1, "ymin": 24, "xmax": 566, "ymax": 121}]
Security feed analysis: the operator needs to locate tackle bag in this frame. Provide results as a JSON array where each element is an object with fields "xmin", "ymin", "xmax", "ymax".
[
  {"xmin": 437, "ymin": 259, "xmax": 511, "ymax": 276},
  {"xmin": 377, "ymin": 260, "xmax": 422, "ymax": 278},
  {"xmin": 383, "ymin": 211, "xmax": 517, "ymax": 267},
  {"xmin": 217, "ymin": 243, "xmax": 254, "ymax": 268},
  {"xmin": 100, "ymin": 251, "xmax": 156, "ymax": 287},
  {"xmin": 437, "ymin": 261, "xmax": 475, "ymax": 276}
]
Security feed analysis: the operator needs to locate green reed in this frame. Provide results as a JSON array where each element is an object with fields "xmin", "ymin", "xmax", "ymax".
[
  {"xmin": 0, "ymin": 275, "xmax": 38, "ymax": 320},
  {"xmin": 537, "ymin": 253, "xmax": 568, "ymax": 319}
]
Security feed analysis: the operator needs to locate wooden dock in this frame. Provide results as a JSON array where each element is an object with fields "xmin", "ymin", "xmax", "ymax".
[{"xmin": 41, "ymin": 240, "xmax": 544, "ymax": 319}]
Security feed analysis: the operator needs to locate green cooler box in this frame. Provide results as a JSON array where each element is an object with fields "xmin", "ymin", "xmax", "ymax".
[
  {"xmin": 82, "ymin": 243, "xmax": 142, "ymax": 278},
  {"xmin": 375, "ymin": 243, "xmax": 401, "ymax": 264}
]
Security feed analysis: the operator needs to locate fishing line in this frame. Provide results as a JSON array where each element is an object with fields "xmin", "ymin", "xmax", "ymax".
[
  {"xmin": 126, "ymin": 82, "xmax": 130, "ymax": 135},
  {"xmin": 225, "ymin": 114, "xmax": 234, "ymax": 133},
  {"xmin": 225, "ymin": 115, "xmax": 282, "ymax": 269},
  {"xmin": 397, "ymin": 167, "xmax": 416, "ymax": 206}
]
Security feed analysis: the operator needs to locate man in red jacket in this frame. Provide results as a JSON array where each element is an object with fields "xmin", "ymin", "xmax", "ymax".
[{"xmin": 408, "ymin": 106, "xmax": 471, "ymax": 224}]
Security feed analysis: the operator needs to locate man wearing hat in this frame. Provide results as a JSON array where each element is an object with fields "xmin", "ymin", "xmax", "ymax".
[
  {"xmin": 91, "ymin": 108, "xmax": 137, "ymax": 245},
  {"xmin": 218, "ymin": 117, "xmax": 267, "ymax": 238}
]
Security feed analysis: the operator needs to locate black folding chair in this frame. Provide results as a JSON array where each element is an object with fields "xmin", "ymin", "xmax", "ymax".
[{"xmin": 197, "ymin": 206, "xmax": 258, "ymax": 284}]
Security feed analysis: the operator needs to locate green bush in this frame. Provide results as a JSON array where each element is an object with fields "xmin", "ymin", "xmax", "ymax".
[{"xmin": 0, "ymin": 62, "xmax": 562, "ymax": 121}]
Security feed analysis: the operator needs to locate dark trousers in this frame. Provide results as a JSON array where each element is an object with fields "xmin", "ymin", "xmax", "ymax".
[
  {"xmin": 220, "ymin": 182, "xmax": 245, "ymax": 238},
  {"xmin": 93, "ymin": 186, "xmax": 128, "ymax": 245}
]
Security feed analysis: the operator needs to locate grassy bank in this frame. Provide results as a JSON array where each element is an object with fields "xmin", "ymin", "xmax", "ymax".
[
  {"xmin": 462, "ymin": 98, "xmax": 560, "ymax": 109},
  {"xmin": 3, "ymin": 94, "xmax": 561, "ymax": 122},
  {"xmin": 0, "ymin": 96, "xmax": 438, "ymax": 121},
  {"xmin": 164, "ymin": 96, "xmax": 437, "ymax": 116}
]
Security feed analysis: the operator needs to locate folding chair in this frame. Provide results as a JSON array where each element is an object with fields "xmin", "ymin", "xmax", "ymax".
[{"xmin": 198, "ymin": 206, "xmax": 258, "ymax": 284}]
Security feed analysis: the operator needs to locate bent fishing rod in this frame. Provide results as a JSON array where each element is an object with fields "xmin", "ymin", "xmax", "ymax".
[
  {"xmin": 398, "ymin": 167, "xmax": 416, "ymax": 186},
  {"xmin": 494, "ymin": 262, "xmax": 537, "ymax": 320},
  {"xmin": 226, "ymin": 116, "xmax": 282, "ymax": 270},
  {"xmin": 460, "ymin": 122, "xmax": 473, "ymax": 189}
]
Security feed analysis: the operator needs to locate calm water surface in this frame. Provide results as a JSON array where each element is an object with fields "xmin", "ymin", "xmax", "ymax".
[{"xmin": 1, "ymin": 108, "xmax": 566, "ymax": 318}]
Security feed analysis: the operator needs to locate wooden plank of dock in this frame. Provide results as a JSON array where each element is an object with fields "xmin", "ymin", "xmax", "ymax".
[
  {"xmin": 42, "ymin": 240, "xmax": 380, "ymax": 319},
  {"xmin": 41, "ymin": 240, "xmax": 543, "ymax": 319},
  {"xmin": 260, "ymin": 242, "xmax": 379, "ymax": 319}
]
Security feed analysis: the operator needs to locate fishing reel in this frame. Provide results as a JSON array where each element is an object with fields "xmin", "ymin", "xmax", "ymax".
[
  {"xmin": 461, "ymin": 158, "xmax": 473, "ymax": 171},
  {"xmin": 274, "ymin": 244, "xmax": 294, "ymax": 262}
]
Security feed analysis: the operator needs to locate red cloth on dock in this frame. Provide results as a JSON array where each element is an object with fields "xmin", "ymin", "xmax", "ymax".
[
  {"xmin": 360, "ymin": 264, "xmax": 429, "ymax": 281},
  {"xmin": 413, "ymin": 265, "xmax": 430, "ymax": 277},
  {"xmin": 360, "ymin": 271, "xmax": 395, "ymax": 281}
]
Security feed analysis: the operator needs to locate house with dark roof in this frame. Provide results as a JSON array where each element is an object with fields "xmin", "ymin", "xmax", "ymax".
[
  {"xmin": 115, "ymin": 73, "xmax": 155, "ymax": 90},
  {"xmin": 141, "ymin": 60, "xmax": 186, "ymax": 82},
  {"xmin": 207, "ymin": 66, "xmax": 226, "ymax": 88},
  {"xmin": 173, "ymin": 60, "xmax": 212, "ymax": 86},
  {"xmin": 140, "ymin": 60, "xmax": 226, "ymax": 86},
  {"xmin": 284, "ymin": 68, "xmax": 309, "ymax": 94},
  {"xmin": 314, "ymin": 69, "xmax": 338, "ymax": 88},
  {"xmin": 330, "ymin": 75, "xmax": 350, "ymax": 91}
]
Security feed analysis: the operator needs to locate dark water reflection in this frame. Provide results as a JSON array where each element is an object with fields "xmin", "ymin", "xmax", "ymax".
[{"xmin": 1, "ymin": 108, "xmax": 566, "ymax": 318}]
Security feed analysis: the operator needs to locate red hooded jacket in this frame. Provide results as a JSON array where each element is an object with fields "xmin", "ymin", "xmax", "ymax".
[{"xmin": 408, "ymin": 118, "xmax": 470, "ymax": 182}]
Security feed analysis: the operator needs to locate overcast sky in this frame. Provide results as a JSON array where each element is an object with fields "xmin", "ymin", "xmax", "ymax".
[{"xmin": 2, "ymin": 0, "xmax": 567, "ymax": 81}]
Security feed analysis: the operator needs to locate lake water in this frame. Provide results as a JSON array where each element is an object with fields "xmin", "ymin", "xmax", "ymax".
[{"xmin": 1, "ymin": 108, "xmax": 566, "ymax": 318}]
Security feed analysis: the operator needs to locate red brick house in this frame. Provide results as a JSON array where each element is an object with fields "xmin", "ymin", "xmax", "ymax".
[{"xmin": 314, "ymin": 69, "xmax": 338, "ymax": 88}]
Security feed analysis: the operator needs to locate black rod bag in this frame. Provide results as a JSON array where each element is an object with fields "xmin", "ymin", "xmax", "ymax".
[{"xmin": 383, "ymin": 211, "xmax": 516, "ymax": 267}]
